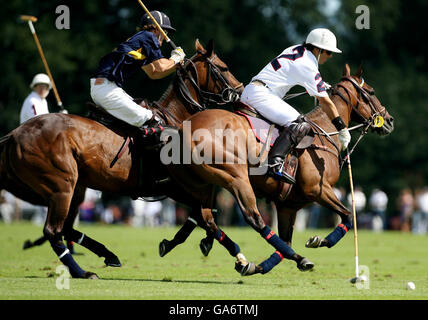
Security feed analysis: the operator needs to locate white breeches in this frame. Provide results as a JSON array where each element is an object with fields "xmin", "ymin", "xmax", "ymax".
[
  {"xmin": 90, "ymin": 78, "xmax": 153, "ymax": 127},
  {"xmin": 240, "ymin": 83, "xmax": 300, "ymax": 127}
]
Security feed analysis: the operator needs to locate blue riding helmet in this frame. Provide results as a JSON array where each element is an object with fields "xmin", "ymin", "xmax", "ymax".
[{"xmin": 140, "ymin": 11, "xmax": 176, "ymax": 32}]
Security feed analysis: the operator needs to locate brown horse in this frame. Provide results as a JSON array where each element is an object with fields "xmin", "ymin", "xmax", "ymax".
[
  {"xmin": 165, "ymin": 64, "xmax": 394, "ymax": 275},
  {"xmin": 0, "ymin": 39, "xmax": 245, "ymax": 278}
]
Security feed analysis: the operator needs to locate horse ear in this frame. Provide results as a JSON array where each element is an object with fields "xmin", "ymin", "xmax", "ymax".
[
  {"xmin": 355, "ymin": 64, "xmax": 363, "ymax": 79},
  {"xmin": 206, "ymin": 39, "xmax": 214, "ymax": 57},
  {"xmin": 195, "ymin": 39, "xmax": 206, "ymax": 54},
  {"xmin": 343, "ymin": 63, "xmax": 351, "ymax": 77}
]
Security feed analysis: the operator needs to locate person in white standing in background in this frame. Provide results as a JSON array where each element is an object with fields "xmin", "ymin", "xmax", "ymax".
[
  {"xmin": 369, "ymin": 188, "xmax": 388, "ymax": 231},
  {"xmin": 20, "ymin": 74, "xmax": 75, "ymax": 252},
  {"xmin": 20, "ymin": 73, "xmax": 51, "ymax": 124}
]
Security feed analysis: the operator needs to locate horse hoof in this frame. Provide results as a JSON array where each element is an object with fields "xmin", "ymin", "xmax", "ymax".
[
  {"xmin": 83, "ymin": 271, "xmax": 99, "ymax": 279},
  {"xmin": 104, "ymin": 255, "xmax": 122, "ymax": 267},
  {"xmin": 23, "ymin": 240, "xmax": 33, "ymax": 250},
  {"xmin": 199, "ymin": 238, "xmax": 213, "ymax": 257},
  {"xmin": 159, "ymin": 239, "xmax": 170, "ymax": 257},
  {"xmin": 305, "ymin": 236, "xmax": 322, "ymax": 248},
  {"xmin": 235, "ymin": 261, "xmax": 259, "ymax": 276},
  {"xmin": 297, "ymin": 258, "xmax": 315, "ymax": 272}
]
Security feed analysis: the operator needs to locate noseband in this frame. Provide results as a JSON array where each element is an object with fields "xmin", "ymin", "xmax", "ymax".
[{"xmin": 175, "ymin": 53, "xmax": 243, "ymax": 113}]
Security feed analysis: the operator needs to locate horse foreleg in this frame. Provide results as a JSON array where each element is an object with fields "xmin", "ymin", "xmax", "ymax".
[
  {"xmin": 159, "ymin": 217, "xmax": 198, "ymax": 257},
  {"xmin": 187, "ymin": 186, "xmax": 246, "ymax": 265},
  {"xmin": 23, "ymin": 235, "xmax": 47, "ymax": 250},
  {"xmin": 274, "ymin": 203, "xmax": 298, "ymax": 246},
  {"xmin": 306, "ymin": 185, "xmax": 352, "ymax": 249}
]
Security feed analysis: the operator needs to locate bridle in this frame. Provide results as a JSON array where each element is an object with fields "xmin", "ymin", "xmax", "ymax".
[
  {"xmin": 306, "ymin": 76, "xmax": 388, "ymax": 168},
  {"xmin": 333, "ymin": 76, "xmax": 386, "ymax": 129},
  {"xmin": 175, "ymin": 52, "xmax": 243, "ymax": 113}
]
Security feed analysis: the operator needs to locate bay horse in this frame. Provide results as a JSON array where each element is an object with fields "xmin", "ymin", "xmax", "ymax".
[
  {"xmin": 0, "ymin": 39, "xmax": 246, "ymax": 278},
  {"xmin": 165, "ymin": 64, "xmax": 394, "ymax": 275}
]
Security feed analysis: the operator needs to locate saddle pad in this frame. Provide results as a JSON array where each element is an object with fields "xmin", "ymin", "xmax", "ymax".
[{"xmin": 235, "ymin": 111, "xmax": 279, "ymax": 147}]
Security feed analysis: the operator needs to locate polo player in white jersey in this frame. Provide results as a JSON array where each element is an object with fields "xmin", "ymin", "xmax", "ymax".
[{"xmin": 240, "ymin": 28, "xmax": 351, "ymax": 183}]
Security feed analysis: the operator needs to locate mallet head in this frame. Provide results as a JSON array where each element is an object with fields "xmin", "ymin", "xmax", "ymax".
[{"xmin": 20, "ymin": 15, "xmax": 38, "ymax": 22}]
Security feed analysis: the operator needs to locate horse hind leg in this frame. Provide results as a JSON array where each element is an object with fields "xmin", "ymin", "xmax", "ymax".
[
  {"xmin": 306, "ymin": 185, "xmax": 352, "ymax": 249},
  {"xmin": 63, "ymin": 185, "xmax": 121, "ymax": 267},
  {"xmin": 227, "ymin": 175, "xmax": 314, "ymax": 274},
  {"xmin": 43, "ymin": 188, "xmax": 97, "ymax": 279}
]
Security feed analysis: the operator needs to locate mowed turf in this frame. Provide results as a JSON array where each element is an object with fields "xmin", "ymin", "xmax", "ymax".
[{"xmin": 0, "ymin": 222, "xmax": 427, "ymax": 300}]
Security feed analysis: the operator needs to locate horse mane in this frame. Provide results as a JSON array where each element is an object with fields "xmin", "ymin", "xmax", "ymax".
[{"xmin": 305, "ymin": 105, "xmax": 326, "ymax": 121}]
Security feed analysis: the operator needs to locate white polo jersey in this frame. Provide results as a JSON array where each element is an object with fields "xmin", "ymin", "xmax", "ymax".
[
  {"xmin": 251, "ymin": 44, "xmax": 329, "ymax": 98},
  {"xmin": 20, "ymin": 91, "xmax": 49, "ymax": 124}
]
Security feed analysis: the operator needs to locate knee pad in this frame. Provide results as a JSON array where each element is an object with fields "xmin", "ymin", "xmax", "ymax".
[{"xmin": 288, "ymin": 122, "xmax": 313, "ymax": 144}]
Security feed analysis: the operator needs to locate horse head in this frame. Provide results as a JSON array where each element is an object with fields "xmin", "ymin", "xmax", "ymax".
[
  {"xmin": 335, "ymin": 64, "xmax": 394, "ymax": 136},
  {"xmin": 175, "ymin": 39, "xmax": 243, "ymax": 112}
]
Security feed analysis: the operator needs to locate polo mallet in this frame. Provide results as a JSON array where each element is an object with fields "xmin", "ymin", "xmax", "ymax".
[
  {"xmin": 20, "ymin": 15, "xmax": 64, "ymax": 111},
  {"xmin": 346, "ymin": 149, "xmax": 361, "ymax": 284},
  {"xmin": 136, "ymin": 0, "xmax": 177, "ymax": 50}
]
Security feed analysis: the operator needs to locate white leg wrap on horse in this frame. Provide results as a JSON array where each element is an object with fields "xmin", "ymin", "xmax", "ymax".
[
  {"xmin": 58, "ymin": 248, "xmax": 70, "ymax": 259},
  {"xmin": 236, "ymin": 253, "xmax": 248, "ymax": 265},
  {"xmin": 187, "ymin": 217, "xmax": 197, "ymax": 225},
  {"xmin": 77, "ymin": 233, "xmax": 85, "ymax": 244}
]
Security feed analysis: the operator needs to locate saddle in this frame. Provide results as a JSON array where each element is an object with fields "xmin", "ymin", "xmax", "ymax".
[
  {"xmin": 233, "ymin": 101, "xmax": 314, "ymax": 201},
  {"xmin": 86, "ymin": 100, "xmax": 170, "ymax": 200}
]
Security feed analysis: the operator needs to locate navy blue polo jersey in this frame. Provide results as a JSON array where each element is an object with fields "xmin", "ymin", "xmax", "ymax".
[{"xmin": 94, "ymin": 31, "xmax": 164, "ymax": 87}]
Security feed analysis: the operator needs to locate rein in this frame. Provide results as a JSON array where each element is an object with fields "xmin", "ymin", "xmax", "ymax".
[{"xmin": 173, "ymin": 53, "xmax": 243, "ymax": 114}]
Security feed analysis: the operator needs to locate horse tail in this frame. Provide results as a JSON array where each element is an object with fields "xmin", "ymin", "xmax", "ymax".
[{"xmin": 0, "ymin": 134, "xmax": 12, "ymax": 190}]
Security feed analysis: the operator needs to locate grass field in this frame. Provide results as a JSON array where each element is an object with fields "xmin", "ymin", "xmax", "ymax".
[{"xmin": 0, "ymin": 222, "xmax": 427, "ymax": 300}]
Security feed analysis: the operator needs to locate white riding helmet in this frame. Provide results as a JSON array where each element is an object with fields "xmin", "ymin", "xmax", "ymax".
[
  {"xmin": 30, "ymin": 73, "xmax": 52, "ymax": 89},
  {"xmin": 305, "ymin": 28, "xmax": 342, "ymax": 53}
]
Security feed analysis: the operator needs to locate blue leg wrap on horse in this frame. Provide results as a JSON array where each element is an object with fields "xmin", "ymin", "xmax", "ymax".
[
  {"xmin": 260, "ymin": 226, "xmax": 295, "ymax": 259},
  {"xmin": 214, "ymin": 229, "xmax": 240, "ymax": 256},
  {"xmin": 325, "ymin": 222, "xmax": 352, "ymax": 248},
  {"xmin": 259, "ymin": 251, "xmax": 284, "ymax": 274},
  {"xmin": 51, "ymin": 242, "xmax": 85, "ymax": 278}
]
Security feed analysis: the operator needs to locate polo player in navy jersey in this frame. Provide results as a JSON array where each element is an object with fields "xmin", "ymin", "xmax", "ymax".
[{"xmin": 90, "ymin": 11, "xmax": 186, "ymax": 136}]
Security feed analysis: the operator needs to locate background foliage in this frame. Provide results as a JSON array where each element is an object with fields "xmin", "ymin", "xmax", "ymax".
[{"xmin": 0, "ymin": 0, "xmax": 426, "ymax": 213}]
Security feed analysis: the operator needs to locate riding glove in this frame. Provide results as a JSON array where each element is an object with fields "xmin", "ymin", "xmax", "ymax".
[
  {"xmin": 170, "ymin": 47, "xmax": 186, "ymax": 64},
  {"xmin": 338, "ymin": 128, "xmax": 351, "ymax": 150}
]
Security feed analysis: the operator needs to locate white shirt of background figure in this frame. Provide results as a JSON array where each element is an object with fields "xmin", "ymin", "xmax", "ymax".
[{"xmin": 20, "ymin": 73, "xmax": 51, "ymax": 124}]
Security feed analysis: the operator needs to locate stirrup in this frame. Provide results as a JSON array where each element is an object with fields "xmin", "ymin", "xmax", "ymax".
[
  {"xmin": 267, "ymin": 161, "xmax": 296, "ymax": 184},
  {"xmin": 269, "ymin": 169, "xmax": 296, "ymax": 184}
]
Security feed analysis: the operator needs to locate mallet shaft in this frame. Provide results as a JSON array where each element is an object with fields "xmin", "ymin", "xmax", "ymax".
[
  {"xmin": 27, "ymin": 21, "xmax": 63, "ymax": 107},
  {"xmin": 136, "ymin": 0, "xmax": 177, "ymax": 49},
  {"xmin": 346, "ymin": 151, "xmax": 359, "ymax": 278}
]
